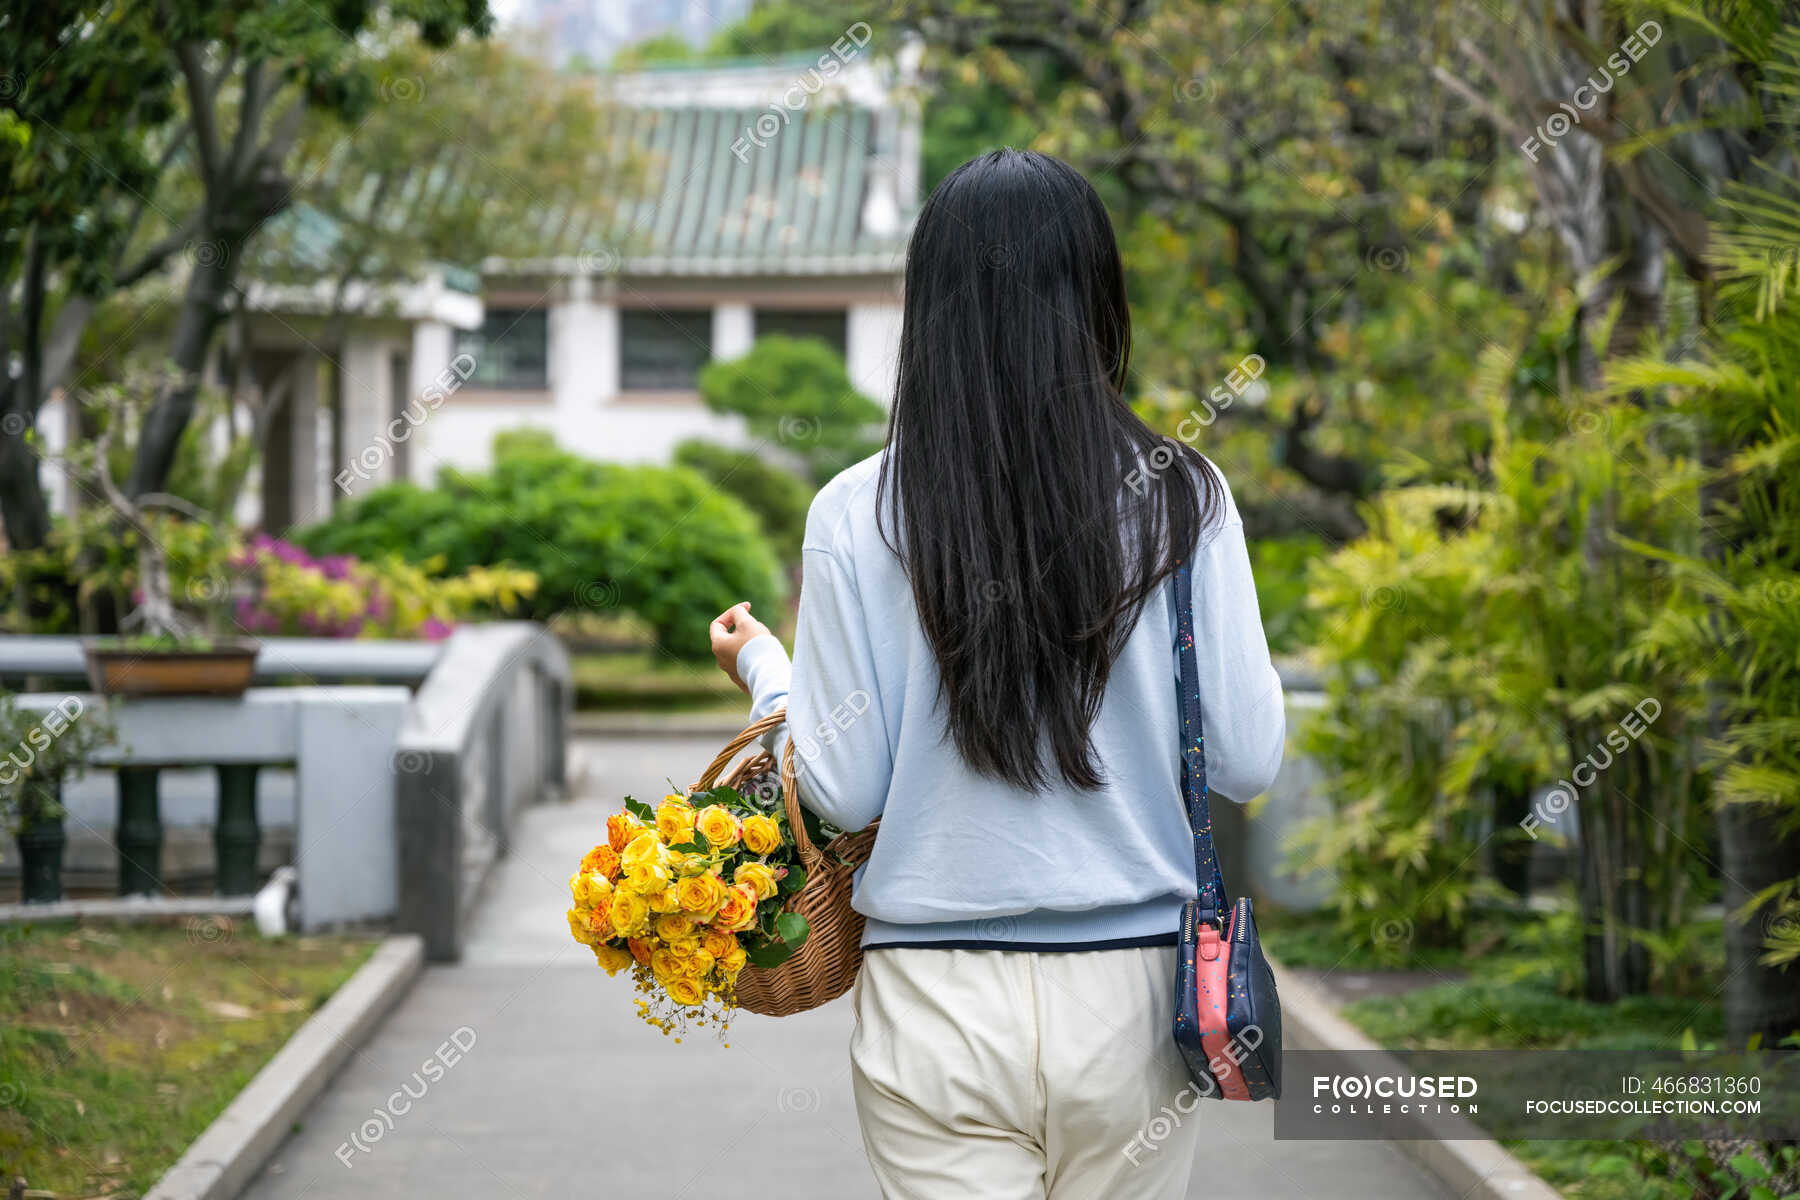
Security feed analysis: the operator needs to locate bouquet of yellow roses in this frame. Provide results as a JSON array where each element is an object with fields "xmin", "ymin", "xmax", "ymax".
[{"xmin": 567, "ymin": 777, "xmax": 818, "ymax": 1039}]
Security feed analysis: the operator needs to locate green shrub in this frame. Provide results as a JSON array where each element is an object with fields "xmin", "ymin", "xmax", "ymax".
[
  {"xmin": 1294, "ymin": 337, "xmax": 1710, "ymax": 995},
  {"xmin": 673, "ymin": 439, "xmax": 813, "ymax": 565},
  {"xmin": 697, "ymin": 335, "xmax": 883, "ymax": 485},
  {"xmin": 1246, "ymin": 534, "xmax": 1325, "ymax": 655},
  {"xmin": 296, "ymin": 433, "xmax": 785, "ymax": 658}
]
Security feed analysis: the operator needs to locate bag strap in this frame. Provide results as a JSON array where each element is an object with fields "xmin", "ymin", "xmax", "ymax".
[{"xmin": 1174, "ymin": 560, "xmax": 1229, "ymax": 921}]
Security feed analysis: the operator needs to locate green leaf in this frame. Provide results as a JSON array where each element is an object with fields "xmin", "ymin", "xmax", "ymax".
[
  {"xmin": 779, "ymin": 865, "xmax": 807, "ymax": 894},
  {"xmin": 774, "ymin": 911, "xmax": 810, "ymax": 949},
  {"xmin": 623, "ymin": 796, "xmax": 654, "ymax": 823},
  {"xmin": 800, "ymin": 804, "xmax": 828, "ymax": 847},
  {"xmin": 667, "ymin": 839, "xmax": 708, "ymax": 855},
  {"xmin": 743, "ymin": 937, "xmax": 794, "ymax": 969},
  {"xmin": 1730, "ymin": 1154, "xmax": 1772, "ymax": 1181},
  {"xmin": 708, "ymin": 785, "xmax": 747, "ymax": 808}
]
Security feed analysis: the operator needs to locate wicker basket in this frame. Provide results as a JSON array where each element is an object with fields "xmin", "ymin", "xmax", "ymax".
[{"xmin": 691, "ymin": 708, "xmax": 876, "ymax": 1017}]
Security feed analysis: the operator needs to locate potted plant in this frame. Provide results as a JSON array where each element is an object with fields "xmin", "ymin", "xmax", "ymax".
[
  {"xmin": 51, "ymin": 374, "xmax": 261, "ymax": 696},
  {"xmin": 0, "ymin": 691, "xmax": 118, "ymax": 904}
]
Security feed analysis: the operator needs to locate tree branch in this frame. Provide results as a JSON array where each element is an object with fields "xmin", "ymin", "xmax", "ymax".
[{"xmin": 175, "ymin": 42, "xmax": 223, "ymax": 186}]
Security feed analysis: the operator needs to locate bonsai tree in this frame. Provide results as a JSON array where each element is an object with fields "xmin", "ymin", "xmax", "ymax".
[{"xmin": 42, "ymin": 370, "xmax": 235, "ymax": 645}]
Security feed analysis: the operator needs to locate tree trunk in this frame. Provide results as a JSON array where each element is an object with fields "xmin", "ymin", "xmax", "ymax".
[
  {"xmin": 1717, "ymin": 804, "xmax": 1800, "ymax": 1045},
  {"xmin": 0, "ymin": 401, "xmax": 52, "ymax": 550},
  {"xmin": 125, "ymin": 241, "xmax": 239, "ymax": 499}
]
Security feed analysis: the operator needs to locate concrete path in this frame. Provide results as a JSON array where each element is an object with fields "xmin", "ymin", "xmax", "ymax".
[{"xmin": 242, "ymin": 733, "xmax": 1448, "ymax": 1200}]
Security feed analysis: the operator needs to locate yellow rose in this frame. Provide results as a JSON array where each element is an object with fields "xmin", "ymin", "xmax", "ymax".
[
  {"xmin": 607, "ymin": 813, "xmax": 642, "ymax": 853},
  {"xmin": 683, "ymin": 948, "xmax": 715, "ymax": 976},
  {"xmin": 656, "ymin": 797, "xmax": 695, "ymax": 844},
  {"xmin": 650, "ymin": 947, "xmax": 681, "ymax": 982},
  {"xmin": 624, "ymin": 862, "xmax": 673, "ymax": 895},
  {"xmin": 720, "ymin": 945, "xmax": 748, "ymax": 978},
  {"xmin": 656, "ymin": 913, "xmax": 695, "ymax": 941},
  {"xmin": 701, "ymin": 928, "xmax": 737, "ymax": 959},
  {"xmin": 581, "ymin": 844, "xmax": 622, "ymax": 879},
  {"xmin": 621, "ymin": 829, "xmax": 667, "ymax": 872},
  {"xmin": 569, "ymin": 869, "xmax": 613, "ymax": 908},
  {"xmin": 670, "ymin": 850, "xmax": 712, "ymax": 877},
  {"xmin": 734, "ymin": 862, "xmax": 778, "ymax": 901},
  {"xmin": 592, "ymin": 942, "xmax": 634, "ymax": 975},
  {"xmin": 675, "ymin": 872, "xmax": 726, "ymax": 919},
  {"xmin": 567, "ymin": 906, "xmax": 599, "ymax": 946},
  {"xmin": 696, "ymin": 805, "xmax": 742, "ymax": 848},
  {"xmin": 713, "ymin": 883, "xmax": 760, "ymax": 932},
  {"xmin": 741, "ymin": 814, "xmax": 782, "ymax": 856},
  {"xmin": 665, "ymin": 976, "xmax": 705, "ymax": 1006},
  {"xmin": 652, "ymin": 884, "xmax": 686, "ymax": 913},
  {"xmin": 608, "ymin": 889, "xmax": 649, "ymax": 938}
]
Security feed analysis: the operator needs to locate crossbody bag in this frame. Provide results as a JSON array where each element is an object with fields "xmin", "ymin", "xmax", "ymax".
[{"xmin": 1169, "ymin": 559, "xmax": 1283, "ymax": 1100}]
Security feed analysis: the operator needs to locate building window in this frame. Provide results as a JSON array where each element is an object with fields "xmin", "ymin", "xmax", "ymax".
[
  {"xmin": 455, "ymin": 308, "xmax": 548, "ymax": 389},
  {"xmin": 754, "ymin": 309, "xmax": 848, "ymax": 356},
  {"xmin": 621, "ymin": 309, "xmax": 712, "ymax": 391}
]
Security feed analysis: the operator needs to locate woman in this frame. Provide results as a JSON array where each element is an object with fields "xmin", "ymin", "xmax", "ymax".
[{"xmin": 708, "ymin": 149, "xmax": 1285, "ymax": 1200}]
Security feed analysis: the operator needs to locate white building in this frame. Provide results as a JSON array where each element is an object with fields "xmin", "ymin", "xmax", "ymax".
[{"xmin": 37, "ymin": 50, "xmax": 920, "ymax": 532}]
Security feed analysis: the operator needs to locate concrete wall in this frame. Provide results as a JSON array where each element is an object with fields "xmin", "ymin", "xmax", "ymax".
[{"xmin": 396, "ymin": 280, "xmax": 903, "ymax": 484}]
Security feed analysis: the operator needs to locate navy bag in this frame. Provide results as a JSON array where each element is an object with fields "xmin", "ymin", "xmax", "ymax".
[{"xmin": 1168, "ymin": 560, "xmax": 1283, "ymax": 1100}]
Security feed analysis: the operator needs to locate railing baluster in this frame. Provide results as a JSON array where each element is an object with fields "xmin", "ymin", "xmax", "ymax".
[
  {"xmin": 116, "ymin": 766, "xmax": 163, "ymax": 897},
  {"xmin": 214, "ymin": 764, "xmax": 262, "ymax": 896}
]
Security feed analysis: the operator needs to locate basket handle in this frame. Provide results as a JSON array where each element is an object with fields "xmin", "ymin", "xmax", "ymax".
[{"xmin": 691, "ymin": 707, "xmax": 825, "ymax": 872}]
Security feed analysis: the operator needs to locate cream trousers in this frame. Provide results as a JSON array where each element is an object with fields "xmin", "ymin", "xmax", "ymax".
[{"xmin": 849, "ymin": 944, "xmax": 1202, "ymax": 1199}]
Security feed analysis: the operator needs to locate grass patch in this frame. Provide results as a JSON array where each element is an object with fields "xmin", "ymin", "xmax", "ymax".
[
  {"xmin": 1264, "ymin": 905, "xmax": 1729, "ymax": 1200},
  {"xmin": 0, "ymin": 918, "xmax": 375, "ymax": 1196}
]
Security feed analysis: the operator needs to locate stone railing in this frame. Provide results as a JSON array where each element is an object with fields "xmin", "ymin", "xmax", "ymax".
[{"xmin": 0, "ymin": 624, "xmax": 569, "ymax": 956}]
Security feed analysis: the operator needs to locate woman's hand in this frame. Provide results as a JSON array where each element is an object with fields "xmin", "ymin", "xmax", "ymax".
[{"xmin": 709, "ymin": 601, "xmax": 771, "ymax": 695}]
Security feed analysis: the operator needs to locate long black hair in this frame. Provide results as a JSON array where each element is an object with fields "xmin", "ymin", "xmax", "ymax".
[{"xmin": 877, "ymin": 148, "xmax": 1223, "ymax": 792}]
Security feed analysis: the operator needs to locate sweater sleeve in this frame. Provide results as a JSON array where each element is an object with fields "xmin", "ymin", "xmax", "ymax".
[
  {"xmin": 1187, "ymin": 506, "xmax": 1287, "ymax": 803},
  {"xmin": 736, "ymin": 545, "xmax": 891, "ymax": 832}
]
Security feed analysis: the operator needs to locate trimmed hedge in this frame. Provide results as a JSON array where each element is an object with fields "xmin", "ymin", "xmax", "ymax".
[{"xmin": 295, "ymin": 431, "xmax": 785, "ymax": 658}]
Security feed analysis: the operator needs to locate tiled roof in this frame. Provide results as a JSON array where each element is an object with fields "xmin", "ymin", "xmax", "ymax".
[
  {"xmin": 255, "ymin": 57, "xmax": 915, "ymax": 285},
  {"xmin": 597, "ymin": 101, "xmax": 909, "ymax": 276}
]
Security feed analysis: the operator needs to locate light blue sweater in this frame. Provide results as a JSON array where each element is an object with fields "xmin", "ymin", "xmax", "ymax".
[{"xmin": 738, "ymin": 451, "xmax": 1286, "ymax": 948}]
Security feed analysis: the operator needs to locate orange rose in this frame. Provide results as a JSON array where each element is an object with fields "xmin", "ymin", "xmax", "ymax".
[
  {"xmin": 713, "ymin": 883, "xmax": 760, "ymax": 932},
  {"xmin": 701, "ymin": 927, "xmax": 737, "ymax": 959},
  {"xmin": 627, "ymin": 937, "xmax": 653, "ymax": 966},
  {"xmin": 607, "ymin": 813, "xmax": 641, "ymax": 853},
  {"xmin": 581, "ymin": 844, "xmax": 622, "ymax": 879}
]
